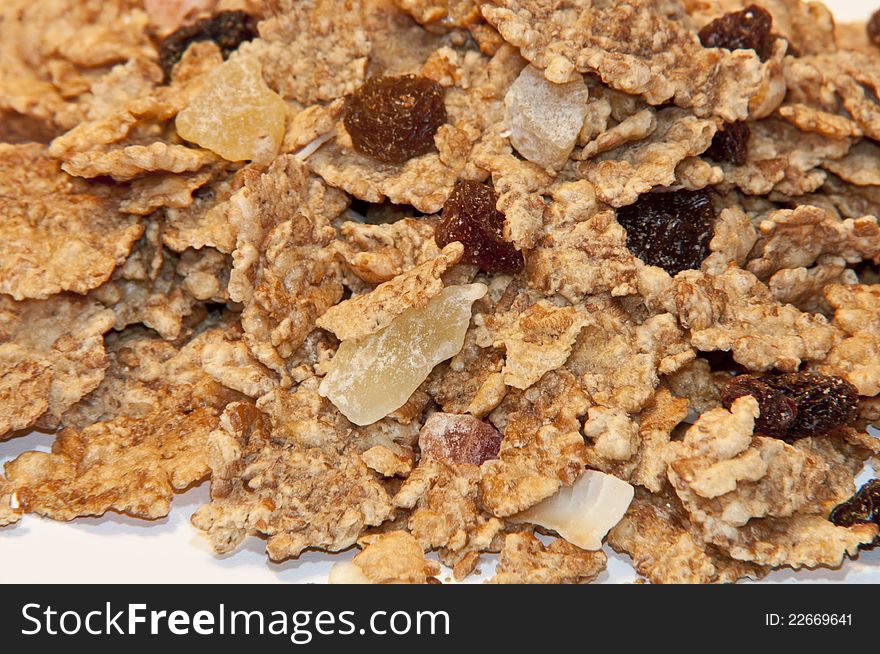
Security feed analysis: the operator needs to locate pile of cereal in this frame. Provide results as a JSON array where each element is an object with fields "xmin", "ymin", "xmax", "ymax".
[{"xmin": 2, "ymin": 0, "xmax": 880, "ymax": 584}]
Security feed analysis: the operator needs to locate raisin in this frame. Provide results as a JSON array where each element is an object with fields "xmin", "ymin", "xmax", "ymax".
[
  {"xmin": 343, "ymin": 75, "xmax": 447, "ymax": 164},
  {"xmin": 159, "ymin": 11, "xmax": 258, "ymax": 83},
  {"xmin": 698, "ymin": 5, "xmax": 775, "ymax": 62},
  {"xmin": 419, "ymin": 412, "xmax": 503, "ymax": 466},
  {"xmin": 720, "ymin": 375, "xmax": 797, "ymax": 438},
  {"xmin": 764, "ymin": 373, "xmax": 859, "ymax": 438},
  {"xmin": 435, "ymin": 180, "xmax": 524, "ymax": 274},
  {"xmin": 704, "ymin": 121, "xmax": 750, "ymax": 166},
  {"xmin": 615, "ymin": 189, "xmax": 715, "ymax": 276},
  {"xmin": 869, "ymin": 10, "xmax": 880, "ymax": 47},
  {"xmin": 830, "ymin": 479, "xmax": 880, "ymax": 550}
]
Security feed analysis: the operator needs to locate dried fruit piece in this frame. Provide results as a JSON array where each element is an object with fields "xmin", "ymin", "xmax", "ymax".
[
  {"xmin": 869, "ymin": 11, "xmax": 880, "ymax": 47},
  {"xmin": 704, "ymin": 121, "xmax": 750, "ymax": 166},
  {"xmin": 343, "ymin": 75, "xmax": 447, "ymax": 164},
  {"xmin": 503, "ymin": 64, "xmax": 590, "ymax": 171},
  {"xmin": 435, "ymin": 180, "xmax": 524, "ymax": 274},
  {"xmin": 765, "ymin": 373, "xmax": 859, "ymax": 438},
  {"xmin": 159, "ymin": 10, "xmax": 258, "ymax": 81},
  {"xmin": 418, "ymin": 412, "xmax": 503, "ymax": 466},
  {"xmin": 327, "ymin": 561, "xmax": 371, "ymax": 584},
  {"xmin": 721, "ymin": 375, "xmax": 797, "ymax": 438},
  {"xmin": 615, "ymin": 190, "xmax": 715, "ymax": 276},
  {"xmin": 698, "ymin": 5, "xmax": 775, "ymax": 62},
  {"xmin": 830, "ymin": 479, "xmax": 880, "ymax": 550},
  {"xmin": 319, "ymin": 284, "xmax": 487, "ymax": 426},
  {"xmin": 175, "ymin": 56, "xmax": 286, "ymax": 163},
  {"xmin": 513, "ymin": 470, "xmax": 634, "ymax": 551}
]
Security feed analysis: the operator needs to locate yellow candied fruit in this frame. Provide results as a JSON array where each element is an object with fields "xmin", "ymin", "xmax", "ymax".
[
  {"xmin": 175, "ymin": 56, "xmax": 286, "ymax": 163},
  {"xmin": 319, "ymin": 284, "xmax": 488, "ymax": 426}
]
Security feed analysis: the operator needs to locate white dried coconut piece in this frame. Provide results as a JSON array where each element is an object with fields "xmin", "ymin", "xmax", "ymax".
[
  {"xmin": 328, "ymin": 561, "xmax": 372, "ymax": 584},
  {"xmin": 504, "ymin": 65, "xmax": 590, "ymax": 171},
  {"xmin": 513, "ymin": 470, "xmax": 634, "ymax": 550},
  {"xmin": 320, "ymin": 284, "xmax": 487, "ymax": 426}
]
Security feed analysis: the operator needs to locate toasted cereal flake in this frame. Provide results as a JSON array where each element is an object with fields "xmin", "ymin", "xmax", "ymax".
[
  {"xmin": 822, "ymin": 140, "xmax": 880, "ymax": 187},
  {"xmin": 668, "ymin": 267, "xmax": 840, "ymax": 372},
  {"xmin": 481, "ymin": 0, "xmax": 763, "ymax": 121},
  {"xmin": 241, "ymin": 0, "xmax": 370, "ymax": 104},
  {"xmin": 0, "ymin": 295, "xmax": 115, "ymax": 437},
  {"xmin": 503, "ymin": 65, "xmax": 589, "ymax": 170},
  {"xmin": 175, "ymin": 55, "xmax": 285, "ymax": 163},
  {"xmin": 488, "ymin": 297, "xmax": 591, "ymax": 390},
  {"xmin": 352, "ymin": 531, "xmax": 440, "ymax": 584},
  {"xmin": 227, "ymin": 156, "xmax": 344, "ymax": 380},
  {"xmin": 121, "ymin": 166, "xmax": 219, "ymax": 216},
  {"xmin": 191, "ymin": 401, "xmax": 394, "ymax": 560},
  {"xmin": 778, "ymin": 103, "xmax": 862, "ymax": 140},
  {"xmin": 0, "ymin": 144, "xmax": 143, "ymax": 301},
  {"xmin": 702, "ymin": 205, "xmax": 757, "ymax": 275},
  {"xmin": 162, "ymin": 166, "xmax": 242, "ymax": 253},
  {"xmin": 0, "ymin": 476, "xmax": 20, "ymax": 527},
  {"xmin": 662, "ymin": 357, "xmax": 722, "ymax": 415},
  {"xmin": 481, "ymin": 370, "xmax": 589, "ymax": 516},
  {"xmin": 336, "ymin": 218, "xmax": 442, "ymax": 285},
  {"xmin": 200, "ymin": 326, "xmax": 279, "ymax": 399},
  {"xmin": 320, "ymin": 283, "xmax": 487, "ymax": 426},
  {"xmin": 490, "ymin": 532, "xmax": 607, "ymax": 584},
  {"xmin": 394, "ymin": 458, "xmax": 504, "ymax": 577},
  {"xmin": 318, "ymin": 243, "xmax": 464, "ymax": 341},
  {"xmin": 818, "ymin": 284, "xmax": 880, "ymax": 396},
  {"xmin": 361, "ymin": 445, "xmax": 413, "ymax": 477},
  {"xmin": 62, "ymin": 143, "xmax": 219, "ymax": 182},
  {"xmin": 577, "ymin": 108, "xmax": 717, "ymax": 208},
  {"xmin": 768, "ymin": 256, "xmax": 857, "ymax": 315},
  {"xmin": 607, "ymin": 487, "xmax": 766, "ymax": 584},
  {"xmin": 282, "ymin": 99, "xmax": 345, "ymax": 154},
  {"xmin": 747, "ymin": 205, "xmax": 880, "ymax": 279}
]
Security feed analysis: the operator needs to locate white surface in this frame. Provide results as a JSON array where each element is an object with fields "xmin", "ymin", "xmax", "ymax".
[{"xmin": 1, "ymin": 0, "xmax": 878, "ymax": 584}]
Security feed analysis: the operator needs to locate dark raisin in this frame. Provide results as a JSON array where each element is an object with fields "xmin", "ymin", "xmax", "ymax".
[
  {"xmin": 615, "ymin": 189, "xmax": 715, "ymax": 276},
  {"xmin": 435, "ymin": 180, "xmax": 524, "ymax": 274},
  {"xmin": 343, "ymin": 75, "xmax": 447, "ymax": 164},
  {"xmin": 764, "ymin": 373, "xmax": 860, "ymax": 438},
  {"xmin": 704, "ymin": 121, "xmax": 750, "ymax": 166},
  {"xmin": 159, "ymin": 11, "xmax": 258, "ymax": 83},
  {"xmin": 720, "ymin": 375, "xmax": 797, "ymax": 438},
  {"xmin": 869, "ymin": 10, "xmax": 880, "ymax": 47},
  {"xmin": 698, "ymin": 5, "xmax": 775, "ymax": 62},
  {"xmin": 830, "ymin": 479, "xmax": 880, "ymax": 550}
]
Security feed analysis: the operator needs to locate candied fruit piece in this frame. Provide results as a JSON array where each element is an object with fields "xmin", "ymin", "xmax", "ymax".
[
  {"xmin": 704, "ymin": 121, "xmax": 750, "ymax": 166},
  {"xmin": 343, "ymin": 75, "xmax": 446, "ymax": 164},
  {"xmin": 175, "ymin": 56, "xmax": 286, "ymax": 163},
  {"xmin": 158, "ymin": 10, "xmax": 258, "ymax": 82},
  {"xmin": 698, "ymin": 5, "xmax": 775, "ymax": 62},
  {"xmin": 419, "ymin": 412, "xmax": 503, "ymax": 466},
  {"xmin": 319, "ymin": 284, "xmax": 487, "ymax": 426},
  {"xmin": 765, "ymin": 373, "xmax": 859, "ymax": 438},
  {"xmin": 870, "ymin": 11, "xmax": 880, "ymax": 47},
  {"xmin": 615, "ymin": 189, "xmax": 715, "ymax": 276},
  {"xmin": 513, "ymin": 471, "xmax": 634, "ymax": 551},
  {"xmin": 504, "ymin": 65, "xmax": 590, "ymax": 171},
  {"xmin": 435, "ymin": 180, "xmax": 524, "ymax": 274},
  {"xmin": 721, "ymin": 375, "xmax": 797, "ymax": 438},
  {"xmin": 830, "ymin": 479, "xmax": 880, "ymax": 550}
]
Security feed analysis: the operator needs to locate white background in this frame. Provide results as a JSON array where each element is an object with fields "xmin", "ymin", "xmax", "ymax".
[{"xmin": 1, "ymin": 0, "xmax": 878, "ymax": 584}]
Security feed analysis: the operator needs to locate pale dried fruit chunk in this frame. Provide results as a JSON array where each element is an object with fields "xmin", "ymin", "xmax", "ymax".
[
  {"xmin": 0, "ymin": 295, "xmax": 115, "ymax": 437},
  {"xmin": 513, "ymin": 470, "xmax": 634, "ymax": 550},
  {"xmin": 504, "ymin": 65, "xmax": 589, "ymax": 170},
  {"xmin": 351, "ymin": 531, "xmax": 441, "ymax": 584},
  {"xmin": 490, "ymin": 532, "xmax": 607, "ymax": 584},
  {"xmin": 317, "ymin": 243, "xmax": 464, "ymax": 341},
  {"xmin": 320, "ymin": 284, "xmax": 487, "ymax": 425},
  {"xmin": 0, "ymin": 144, "xmax": 142, "ymax": 300},
  {"xmin": 176, "ymin": 56, "xmax": 286, "ymax": 162},
  {"xmin": 418, "ymin": 412, "xmax": 502, "ymax": 465},
  {"xmin": 327, "ymin": 561, "xmax": 372, "ymax": 584}
]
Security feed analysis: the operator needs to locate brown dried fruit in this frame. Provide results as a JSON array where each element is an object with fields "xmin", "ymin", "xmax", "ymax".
[
  {"xmin": 343, "ymin": 74, "xmax": 447, "ymax": 164},
  {"xmin": 699, "ymin": 5, "xmax": 775, "ymax": 62},
  {"xmin": 704, "ymin": 121, "xmax": 750, "ymax": 166},
  {"xmin": 869, "ymin": 10, "xmax": 880, "ymax": 47},
  {"xmin": 158, "ymin": 10, "xmax": 258, "ymax": 82},
  {"xmin": 721, "ymin": 375, "xmax": 797, "ymax": 438},
  {"xmin": 765, "ymin": 373, "xmax": 859, "ymax": 438},
  {"xmin": 435, "ymin": 180, "xmax": 524, "ymax": 274},
  {"xmin": 830, "ymin": 479, "xmax": 880, "ymax": 550},
  {"xmin": 418, "ymin": 412, "xmax": 503, "ymax": 466},
  {"xmin": 616, "ymin": 190, "xmax": 715, "ymax": 276}
]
